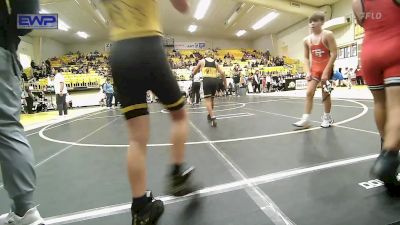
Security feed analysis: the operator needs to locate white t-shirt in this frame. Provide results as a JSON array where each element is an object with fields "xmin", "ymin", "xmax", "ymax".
[
  {"xmin": 349, "ymin": 71, "xmax": 356, "ymax": 79},
  {"xmin": 343, "ymin": 70, "xmax": 349, "ymax": 79},
  {"xmin": 54, "ymin": 73, "xmax": 68, "ymax": 94},
  {"xmin": 193, "ymin": 73, "xmax": 202, "ymax": 82}
]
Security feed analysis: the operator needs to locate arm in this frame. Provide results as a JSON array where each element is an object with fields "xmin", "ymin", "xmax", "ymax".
[
  {"xmin": 192, "ymin": 60, "xmax": 203, "ymax": 75},
  {"xmin": 322, "ymin": 31, "xmax": 338, "ymax": 82},
  {"xmin": 303, "ymin": 38, "xmax": 311, "ymax": 81},
  {"xmin": 352, "ymin": 0, "xmax": 364, "ymax": 27},
  {"xmin": 170, "ymin": 0, "xmax": 190, "ymax": 14}
]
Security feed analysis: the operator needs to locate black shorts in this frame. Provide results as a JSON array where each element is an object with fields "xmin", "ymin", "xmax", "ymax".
[
  {"xmin": 110, "ymin": 36, "xmax": 184, "ymax": 119},
  {"xmin": 203, "ymin": 77, "xmax": 219, "ymax": 98}
]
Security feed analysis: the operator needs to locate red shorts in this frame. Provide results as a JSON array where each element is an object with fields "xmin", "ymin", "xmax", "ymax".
[
  {"xmin": 311, "ymin": 61, "xmax": 330, "ymax": 81},
  {"xmin": 310, "ymin": 71, "xmax": 323, "ymax": 81},
  {"xmin": 361, "ymin": 35, "xmax": 400, "ymax": 90}
]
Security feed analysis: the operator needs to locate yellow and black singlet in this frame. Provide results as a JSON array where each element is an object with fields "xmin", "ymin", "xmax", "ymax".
[
  {"xmin": 102, "ymin": 0, "xmax": 162, "ymax": 41},
  {"xmin": 202, "ymin": 59, "xmax": 218, "ymax": 78}
]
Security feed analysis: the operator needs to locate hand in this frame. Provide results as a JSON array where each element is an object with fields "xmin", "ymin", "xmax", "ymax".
[
  {"xmin": 321, "ymin": 71, "xmax": 330, "ymax": 83},
  {"xmin": 306, "ymin": 73, "xmax": 312, "ymax": 81}
]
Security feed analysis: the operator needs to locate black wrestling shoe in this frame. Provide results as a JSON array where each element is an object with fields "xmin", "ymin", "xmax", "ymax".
[
  {"xmin": 131, "ymin": 191, "xmax": 164, "ymax": 225},
  {"xmin": 371, "ymin": 151, "xmax": 400, "ymax": 185},
  {"xmin": 211, "ymin": 117, "xmax": 217, "ymax": 127},
  {"xmin": 166, "ymin": 166, "xmax": 197, "ymax": 197}
]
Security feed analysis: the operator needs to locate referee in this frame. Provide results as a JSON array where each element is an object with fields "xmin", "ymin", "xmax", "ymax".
[{"xmin": 191, "ymin": 71, "xmax": 202, "ymax": 106}]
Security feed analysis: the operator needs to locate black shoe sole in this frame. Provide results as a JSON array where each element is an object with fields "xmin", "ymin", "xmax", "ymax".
[
  {"xmin": 370, "ymin": 157, "xmax": 400, "ymax": 185},
  {"xmin": 132, "ymin": 200, "xmax": 164, "ymax": 225},
  {"xmin": 167, "ymin": 168, "xmax": 197, "ymax": 197}
]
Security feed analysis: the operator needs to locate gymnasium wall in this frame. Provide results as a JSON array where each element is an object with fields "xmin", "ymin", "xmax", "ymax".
[
  {"xmin": 172, "ymin": 35, "xmax": 253, "ymax": 49},
  {"xmin": 276, "ymin": 0, "xmax": 356, "ymax": 67},
  {"xmin": 252, "ymin": 34, "xmax": 277, "ymax": 55},
  {"xmin": 66, "ymin": 40, "xmax": 109, "ymax": 54},
  {"xmin": 18, "ymin": 36, "xmax": 34, "ymax": 69},
  {"xmin": 41, "ymin": 37, "xmax": 67, "ymax": 61},
  {"xmin": 276, "ymin": 19, "xmax": 309, "ymax": 60},
  {"xmin": 331, "ymin": 0, "xmax": 360, "ymax": 70},
  {"xmin": 64, "ymin": 35, "xmax": 253, "ymax": 54},
  {"xmin": 22, "ymin": 36, "xmax": 67, "ymax": 64}
]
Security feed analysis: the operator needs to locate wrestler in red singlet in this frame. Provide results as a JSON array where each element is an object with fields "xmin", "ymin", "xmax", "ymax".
[
  {"xmin": 360, "ymin": 0, "xmax": 400, "ymax": 90},
  {"xmin": 310, "ymin": 35, "xmax": 331, "ymax": 80},
  {"xmin": 293, "ymin": 11, "xmax": 337, "ymax": 129},
  {"xmin": 354, "ymin": 0, "xmax": 400, "ymax": 189}
]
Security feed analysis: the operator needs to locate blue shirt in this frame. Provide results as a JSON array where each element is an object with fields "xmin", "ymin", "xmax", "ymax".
[
  {"xmin": 332, "ymin": 70, "xmax": 344, "ymax": 81},
  {"xmin": 103, "ymin": 82, "xmax": 114, "ymax": 94}
]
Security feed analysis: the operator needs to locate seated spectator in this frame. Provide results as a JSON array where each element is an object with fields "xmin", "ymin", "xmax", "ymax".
[{"xmin": 21, "ymin": 73, "xmax": 28, "ymax": 82}]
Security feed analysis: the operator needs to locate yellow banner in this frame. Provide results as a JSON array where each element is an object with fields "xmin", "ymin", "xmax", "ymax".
[{"xmin": 354, "ymin": 23, "xmax": 365, "ymax": 40}]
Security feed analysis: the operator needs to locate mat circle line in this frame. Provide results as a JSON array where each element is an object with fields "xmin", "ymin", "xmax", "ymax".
[
  {"xmin": 38, "ymin": 99, "xmax": 368, "ymax": 148},
  {"xmin": 161, "ymin": 102, "xmax": 246, "ymax": 114}
]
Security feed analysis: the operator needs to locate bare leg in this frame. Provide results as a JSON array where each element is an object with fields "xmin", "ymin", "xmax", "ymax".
[
  {"xmin": 126, "ymin": 115, "xmax": 149, "ymax": 198},
  {"xmin": 371, "ymin": 90, "xmax": 386, "ymax": 137},
  {"xmin": 205, "ymin": 97, "xmax": 214, "ymax": 118},
  {"xmin": 322, "ymin": 88, "xmax": 332, "ymax": 113},
  {"xmin": 383, "ymin": 86, "xmax": 400, "ymax": 150},
  {"xmin": 370, "ymin": 87, "xmax": 399, "ymax": 185},
  {"xmin": 305, "ymin": 80, "xmax": 318, "ymax": 114},
  {"xmin": 169, "ymin": 108, "xmax": 188, "ymax": 165}
]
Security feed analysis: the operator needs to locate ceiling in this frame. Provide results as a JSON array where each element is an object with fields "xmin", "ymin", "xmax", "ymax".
[
  {"xmin": 296, "ymin": 0, "xmax": 340, "ymax": 7},
  {"xmin": 34, "ymin": 0, "xmax": 341, "ymax": 44}
]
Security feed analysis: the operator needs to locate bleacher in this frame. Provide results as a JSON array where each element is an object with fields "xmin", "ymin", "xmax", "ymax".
[
  {"xmin": 29, "ymin": 73, "xmax": 106, "ymax": 92},
  {"xmin": 168, "ymin": 48, "xmax": 302, "ymax": 79},
  {"xmin": 26, "ymin": 49, "xmax": 302, "ymax": 92}
]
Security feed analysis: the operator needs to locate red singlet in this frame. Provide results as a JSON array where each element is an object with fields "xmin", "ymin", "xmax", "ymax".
[
  {"xmin": 310, "ymin": 34, "xmax": 331, "ymax": 81},
  {"xmin": 361, "ymin": 0, "xmax": 400, "ymax": 90}
]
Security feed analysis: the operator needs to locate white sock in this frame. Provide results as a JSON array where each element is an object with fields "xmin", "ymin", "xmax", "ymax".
[
  {"xmin": 324, "ymin": 112, "xmax": 331, "ymax": 117},
  {"xmin": 302, "ymin": 114, "xmax": 310, "ymax": 120}
]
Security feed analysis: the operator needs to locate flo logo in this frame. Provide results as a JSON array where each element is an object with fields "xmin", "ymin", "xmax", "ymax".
[
  {"xmin": 362, "ymin": 12, "xmax": 383, "ymax": 20},
  {"xmin": 312, "ymin": 49, "xmax": 325, "ymax": 57}
]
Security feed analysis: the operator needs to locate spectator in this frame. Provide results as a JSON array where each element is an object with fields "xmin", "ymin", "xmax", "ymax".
[
  {"xmin": 53, "ymin": 68, "xmax": 68, "ymax": 116},
  {"xmin": 232, "ymin": 65, "xmax": 241, "ymax": 96},
  {"xmin": 343, "ymin": 67, "xmax": 350, "ymax": 88},
  {"xmin": 333, "ymin": 68, "xmax": 344, "ymax": 87},
  {"xmin": 24, "ymin": 87, "xmax": 34, "ymax": 114},
  {"xmin": 227, "ymin": 82, "xmax": 233, "ymax": 95},
  {"xmin": 45, "ymin": 59, "xmax": 51, "ymax": 74},
  {"xmin": 266, "ymin": 74, "xmax": 271, "ymax": 92},
  {"xmin": 21, "ymin": 72, "xmax": 28, "ymax": 82},
  {"xmin": 103, "ymin": 78, "xmax": 114, "ymax": 109},
  {"xmin": 261, "ymin": 73, "xmax": 266, "ymax": 93},
  {"xmin": 348, "ymin": 68, "xmax": 355, "ymax": 89},
  {"xmin": 355, "ymin": 65, "xmax": 364, "ymax": 85},
  {"xmin": 253, "ymin": 70, "xmax": 261, "ymax": 93}
]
